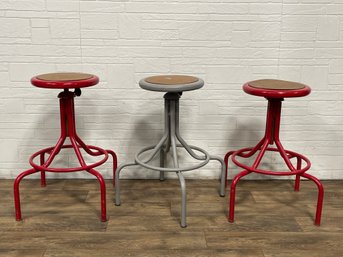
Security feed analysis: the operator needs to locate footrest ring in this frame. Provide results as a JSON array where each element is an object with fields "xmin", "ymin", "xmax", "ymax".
[
  {"xmin": 135, "ymin": 144, "xmax": 210, "ymax": 172},
  {"xmin": 29, "ymin": 145, "xmax": 109, "ymax": 172},
  {"xmin": 232, "ymin": 147, "xmax": 311, "ymax": 176}
]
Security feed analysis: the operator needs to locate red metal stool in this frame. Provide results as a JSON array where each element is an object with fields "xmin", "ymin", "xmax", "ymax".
[
  {"xmin": 224, "ymin": 79, "xmax": 324, "ymax": 225},
  {"xmin": 14, "ymin": 72, "xmax": 117, "ymax": 222}
]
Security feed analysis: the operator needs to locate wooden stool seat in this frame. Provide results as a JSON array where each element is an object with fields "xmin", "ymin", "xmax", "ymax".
[
  {"xmin": 139, "ymin": 75, "xmax": 203, "ymax": 92},
  {"xmin": 31, "ymin": 72, "xmax": 99, "ymax": 89},
  {"xmin": 244, "ymin": 79, "xmax": 311, "ymax": 98}
]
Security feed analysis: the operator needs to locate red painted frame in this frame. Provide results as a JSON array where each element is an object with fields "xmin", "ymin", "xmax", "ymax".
[
  {"xmin": 224, "ymin": 82, "xmax": 324, "ymax": 226},
  {"xmin": 14, "ymin": 78, "xmax": 117, "ymax": 222}
]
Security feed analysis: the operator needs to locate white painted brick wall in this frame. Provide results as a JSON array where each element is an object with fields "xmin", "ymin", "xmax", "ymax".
[{"xmin": 0, "ymin": 0, "xmax": 343, "ymax": 180}]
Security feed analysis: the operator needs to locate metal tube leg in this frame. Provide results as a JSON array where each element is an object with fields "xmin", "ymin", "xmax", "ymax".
[
  {"xmin": 224, "ymin": 151, "xmax": 235, "ymax": 188},
  {"xmin": 301, "ymin": 173, "xmax": 324, "ymax": 226},
  {"xmin": 294, "ymin": 157, "xmax": 302, "ymax": 191},
  {"xmin": 177, "ymin": 171, "xmax": 187, "ymax": 228},
  {"xmin": 228, "ymin": 170, "xmax": 250, "ymax": 223},
  {"xmin": 171, "ymin": 134, "xmax": 186, "ymax": 227},
  {"xmin": 294, "ymin": 175, "xmax": 301, "ymax": 191},
  {"xmin": 14, "ymin": 168, "xmax": 40, "ymax": 221},
  {"xmin": 169, "ymin": 99, "xmax": 187, "ymax": 227},
  {"xmin": 210, "ymin": 155, "xmax": 226, "ymax": 197},
  {"xmin": 40, "ymin": 153, "xmax": 46, "ymax": 187},
  {"xmin": 105, "ymin": 149, "xmax": 118, "ymax": 187},
  {"xmin": 87, "ymin": 168, "xmax": 107, "ymax": 222},
  {"xmin": 159, "ymin": 148, "xmax": 165, "ymax": 181},
  {"xmin": 115, "ymin": 162, "xmax": 137, "ymax": 206}
]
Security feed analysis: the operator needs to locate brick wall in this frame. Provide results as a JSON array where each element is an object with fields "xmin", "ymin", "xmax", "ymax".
[{"xmin": 0, "ymin": 0, "xmax": 342, "ymax": 179}]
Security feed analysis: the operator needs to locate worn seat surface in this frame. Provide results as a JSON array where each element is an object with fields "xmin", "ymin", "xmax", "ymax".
[
  {"xmin": 139, "ymin": 75, "xmax": 204, "ymax": 92},
  {"xmin": 244, "ymin": 79, "xmax": 311, "ymax": 98},
  {"xmin": 31, "ymin": 72, "xmax": 99, "ymax": 89}
]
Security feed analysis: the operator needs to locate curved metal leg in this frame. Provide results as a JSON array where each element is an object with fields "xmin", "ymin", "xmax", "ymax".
[
  {"xmin": 14, "ymin": 168, "xmax": 40, "ymax": 221},
  {"xmin": 70, "ymin": 137, "xmax": 88, "ymax": 167},
  {"xmin": 175, "ymin": 132, "xmax": 206, "ymax": 160},
  {"xmin": 143, "ymin": 132, "xmax": 169, "ymax": 163},
  {"xmin": 174, "ymin": 98, "xmax": 205, "ymax": 160},
  {"xmin": 105, "ymin": 149, "xmax": 118, "ymax": 187},
  {"xmin": 87, "ymin": 168, "xmax": 107, "ymax": 222},
  {"xmin": 301, "ymin": 173, "xmax": 324, "ymax": 226},
  {"xmin": 40, "ymin": 153, "xmax": 46, "ymax": 187},
  {"xmin": 224, "ymin": 151, "xmax": 235, "ymax": 188},
  {"xmin": 228, "ymin": 170, "xmax": 250, "ymax": 223},
  {"xmin": 210, "ymin": 155, "xmax": 226, "ymax": 197},
  {"xmin": 75, "ymin": 134, "xmax": 102, "ymax": 156},
  {"xmin": 115, "ymin": 162, "xmax": 137, "ymax": 206},
  {"xmin": 42, "ymin": 136, "xmax": 66, "ymax": 168}
]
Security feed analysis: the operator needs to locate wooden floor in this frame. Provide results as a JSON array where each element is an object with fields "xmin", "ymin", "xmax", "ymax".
[{"xmin": 0, "ymin": 179, "xmax": 342, "ymax": 257}]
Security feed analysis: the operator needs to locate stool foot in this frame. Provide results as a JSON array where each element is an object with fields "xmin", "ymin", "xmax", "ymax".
[
  {"xmin": 40, "ymin": 171, "xmax": 46, "ymax": 187},
  {"xmin": 224, "ymin": 151, "xmax": 235, "ymax": 188},
  {"xmin": 210, "ymin": 155, "xmax": 226, "ymax": 197},
  {"xmin": 294, "ymin": 175, "xmax": 301, "ymax": 191},
  {"xmin": 105, "ymin": 149, "xmax": 117, "ymax": 188},
  {"xmin": 40, "ymin": 153, "xmax": 46, "ymax": 187},
  {"xmin": 177, "ymin": 171, "xmax": 187, "ymax": 228},
  {"xmin": 294, "ymin": 156, "xmax": 302, "ymax": 191},
  {"xmin": 159, "ymin": 148, "xmax": 165, "ymax": 181},
  {"xmin": 159, "ymin": 171, "xmax": 165, "ymax": 181},
  {"xmin": 301, "ymin": 173, "xmax": 324, "ymax": 226},
  {"xmin": 14, "ymin": 168, "xmax": 40, "ymax": 221},
  {"xmin": 228, "ymin": 170, "xmax": 250, "ymax": 223},
  {"xmin": 115, "ymin": 162, "xmax": 137, "ymax": 206},
  {"xmin": 87, "ymin": 168, "xmax": 107, "ymax": 222}
]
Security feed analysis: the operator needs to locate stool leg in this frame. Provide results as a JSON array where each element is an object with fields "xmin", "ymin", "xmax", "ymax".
[
  {"xmin": 301, "ymin": 173, "xmax": 324, "ymax": 226},
  {"xmin": 174, "ymin": 97, "xmax": 205, "ymax": 161},
  {"xmin": 228, "ymin": 170, "xmax": 250, "ymax": 223},
  {"xmin": 87, "ymin": 168, "xmax": 107, "ymax": 222},
  {"xmin": 105, "ymin": 149, "xmax": 117, "ymax": 187},
  {"xmin": 40, "ymin": 153, "xmax": 46, "ymax": 187},
  {"xmin": 70, "ymin": 136, "xmax": 108, "ymax": 222},
  {"xmin": 224, "ymin": 151, "xmax": 235, "ymax": 188},
  {"xmin": 75, "ymin": 135, "xmax": 102, "ymax": 156},
  {"xmin": 171, "ymin": 141, "xmax": 187, "ymax": 227},
  {"xmin": 14, "ymin": 168, "xmax": 39, "ymax": 221},
  {"xmin": 160, "ymin": 97, "xmax": 171, "ymax": 182},
  {"xmin": 42, "ymin": 136, "xmax": 66, "ymax": 169},
  {"xmin": 159, "ymin": 148, "xmax": 165, "ymax": 181},
  {"xmin": 210, "ymin": 155, "xmax": 226, "ymax": 197},
  {"xmin": 115, "ymin": 162, "xmax": 137, "ymax": 206},
  {"xmin": 177, "ymin": 171, "xmax": 187, "ymax": 228},
  {"xmin": 294, "ymin": 157, "xmax": 302, "ymax": 191},
  {"xmin": 171, "ymin": 134, "xmax": 187, "ymax": 228},
  {"xmin": 170, "ymin": 99, "xmax": 187, "ymax": 228}
]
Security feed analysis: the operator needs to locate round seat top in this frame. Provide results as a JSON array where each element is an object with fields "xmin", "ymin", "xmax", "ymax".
[
  {"xmin": 139, "ymin": 75, "xmax": 204, "ymax": 93},
  {"xmin": 243, "ymin": 79, "xmax": 311, "ymax": 98},
  {"xmin": 31, "ymin": 72, "xmax": 99, "ymax": 89}
]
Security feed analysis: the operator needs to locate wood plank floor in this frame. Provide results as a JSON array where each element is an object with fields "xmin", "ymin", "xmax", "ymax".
[{"xmin": 0, "ymin": 179, "xmax": 342, "ymax": 256}]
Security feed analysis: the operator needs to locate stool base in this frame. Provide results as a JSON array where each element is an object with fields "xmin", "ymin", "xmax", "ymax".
[
  {"xmin": 115, "ymin": 92, "xmax": 226, "ymax": 228},
  {"xmin": 224, "ymin": 98, "xmax": 324, "ymax": 226},
  {"xmin": 14, "ymin": 89, "xmax": 117, "ymax": 222}
]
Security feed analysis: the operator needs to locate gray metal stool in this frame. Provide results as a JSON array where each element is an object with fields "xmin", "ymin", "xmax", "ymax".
[{"xmin": 115, "ymin": 75, "xmax": 226, "ymax": 228}]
